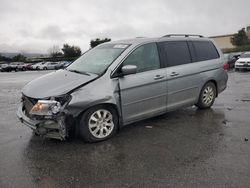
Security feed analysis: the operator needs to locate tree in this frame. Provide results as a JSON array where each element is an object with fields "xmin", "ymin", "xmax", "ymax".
[
  {"xmin": 48, "ymin": 45, "xmax": 63, "ymax": 57},
  {"xmin": 0, "ymin": 54, "xmax": 12, "ymax": 62},
  {"xmin": 231, "ymin": 28, "xmax": 250, "ymax": 46},
  {"xmin": 61, "ymin": 44, "xmax": 81, "ymax": 58},
  {"xmin": 12, "ymin": 54, "xmax": 26, "ymax": 62},
  {"xmin": 90, "ymin": 38, "xmax": 111, "ymax": 48}
]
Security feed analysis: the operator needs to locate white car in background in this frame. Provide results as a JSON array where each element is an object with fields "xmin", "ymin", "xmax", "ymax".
[
  {"xmin": 39, "ymin": 62, "xmax": 60, "ymax": 70},
  {"xmin": 235, "ymin": 52, "xmax": 250, "ymax": 71},
  {"xmin": 31, "ymin": 62, "xmax": 46, "ymax": 70}
]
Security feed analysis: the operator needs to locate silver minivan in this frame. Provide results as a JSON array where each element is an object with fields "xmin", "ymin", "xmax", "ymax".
[{"xmin": 17, "ymin": 35, "xmax": 228, "ymax": 142}]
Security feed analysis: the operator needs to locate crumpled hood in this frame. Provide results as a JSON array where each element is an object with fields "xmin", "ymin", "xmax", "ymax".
[{"xmin": 22, "ymin": 70, "xmax": 98, "ymax": 98}]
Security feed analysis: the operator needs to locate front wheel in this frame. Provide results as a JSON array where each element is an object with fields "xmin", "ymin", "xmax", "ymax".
[
  {"xmin": 79, "ymin": 106, "xmax": 118, "ymax": 143},
  {"xmin": 196, "ymin": 82, "xmax": 216, "ymax": 109}
]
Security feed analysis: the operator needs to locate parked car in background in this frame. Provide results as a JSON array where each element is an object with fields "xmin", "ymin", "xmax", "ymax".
[
  {"xmin": 0, "ymin": 64, "xmax": 12, "ymax": 72},
  {"xmin": 62, "ymin": 61, "xmax": 72, "ymax": 68},
  {"xmin": 224, "ymin": 52, "xmax": 241, "ymax": 69},
  {"xmin": 25, "ymin": 63, "xmax": 35, "ymax": 70},
  {"xmin": 54, "ymin": 62, "xmax": 64, "ymax": 70},
  {"xmin": 31, "ymin": 62, "xmax": 46, "ymax": 70},
  {"xmin": 38, "ymin": 62, "xmax": 59, "ymax": 70},
  {"xmin": 9, "ymin": 62, "xmax": 26, "ymax": 71},
  {"xmin": 235, "ymin": 52, "xmax": 250, "ymax": 71}
]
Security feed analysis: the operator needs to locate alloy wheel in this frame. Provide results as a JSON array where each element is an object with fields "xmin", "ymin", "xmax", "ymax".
[{"xmin": 88, "ymin": 109, "xmax": 114, "ymax": 139}]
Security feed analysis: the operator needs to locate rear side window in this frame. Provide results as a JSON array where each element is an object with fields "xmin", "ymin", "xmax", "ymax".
[
  {"xmin": 192, "ymin": 41, "xmax": 219, "ymax": 61},
  {"xmin": 159, "ymin": 41, "xmax": 192, "ymax": 67}
]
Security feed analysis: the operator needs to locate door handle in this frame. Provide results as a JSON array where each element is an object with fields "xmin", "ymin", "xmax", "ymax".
[
  {"xmin": 154, "ymin": 75, "xmax": 164, "ymax": 80},
  {"xmin": 170, "ymin": 72, "xmax": 179, "ymax": 77}
]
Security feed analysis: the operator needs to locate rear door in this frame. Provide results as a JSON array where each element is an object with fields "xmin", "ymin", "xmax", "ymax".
[
  {"xmin": 158, "ymin": 40, "xmax": 201, "ymax": 110},
  {"xmin": 118, "ymin": 43, "xmax": 167, "ymax": 124}
]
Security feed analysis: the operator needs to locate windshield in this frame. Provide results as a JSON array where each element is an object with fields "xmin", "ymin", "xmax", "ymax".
[
  {"xmin": 240, "ymin": 52, "xmax": 250, "ymax": 58},
  {"xmin": 67, "ymin": 43, "xmax": 129, "ymax": 75}
]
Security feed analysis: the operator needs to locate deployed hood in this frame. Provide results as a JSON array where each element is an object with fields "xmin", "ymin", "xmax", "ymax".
[{"xmin": 22, "ymin": 70, "xmax": 98, "ymax": 98}]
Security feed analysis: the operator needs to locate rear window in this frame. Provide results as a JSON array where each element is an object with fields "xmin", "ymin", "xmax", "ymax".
[{"xmin": 192, "ymin": 41, "xmax": 219, "ymax": 61}]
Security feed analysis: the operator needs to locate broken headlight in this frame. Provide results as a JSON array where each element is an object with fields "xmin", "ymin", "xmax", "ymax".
[
  {"xmin": 30, "ymin": 100, "xmax": 61, "ymax": 116},
  {"xmin": 29, "ymin": 95, "xmax": 71, "ymax": 116}
]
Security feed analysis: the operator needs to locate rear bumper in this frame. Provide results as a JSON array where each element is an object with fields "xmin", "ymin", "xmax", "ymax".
[{"xmin": 217, "ymin": 70, "xmax": 228, "ymax": 94}]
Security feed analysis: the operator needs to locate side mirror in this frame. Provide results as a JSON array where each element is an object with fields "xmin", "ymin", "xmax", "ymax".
[{"xmin": 121, "ymin": 65, "xmax": 137, "ymax": 76}]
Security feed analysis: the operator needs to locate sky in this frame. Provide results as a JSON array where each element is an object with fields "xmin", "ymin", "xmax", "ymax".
[{"xmin": 0, "ymin": 0, "xmax": 250, "ymax": 54}]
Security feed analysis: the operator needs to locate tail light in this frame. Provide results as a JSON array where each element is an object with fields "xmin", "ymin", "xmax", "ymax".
[{"xmin": 223, "ymin": 63, "xmax": 228, "ymax": 71}]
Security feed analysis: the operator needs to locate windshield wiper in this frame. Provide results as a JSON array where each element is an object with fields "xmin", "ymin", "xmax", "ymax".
[{"xmin": 67, "ymin": 69, "xmax": 90, "ymax": 76}]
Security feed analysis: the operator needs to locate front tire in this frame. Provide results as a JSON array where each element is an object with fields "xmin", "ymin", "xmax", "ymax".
[
  {"xmin": 196, "ymin": 82, "xmax": 216, "ymax": 109},
  {"xmin": 79, "ymin": 105, "xmax": 118, "ymax": 143}
]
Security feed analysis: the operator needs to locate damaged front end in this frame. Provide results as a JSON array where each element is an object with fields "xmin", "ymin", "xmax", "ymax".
[{"xmin": 17, "ymin": 94, "xmax": 72, "ymax": 140}]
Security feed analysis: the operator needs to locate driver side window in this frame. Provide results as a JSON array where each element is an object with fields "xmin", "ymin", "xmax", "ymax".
[{"xmin": 123, "ymin": 43, "xmax": 160, "ymax": 73}]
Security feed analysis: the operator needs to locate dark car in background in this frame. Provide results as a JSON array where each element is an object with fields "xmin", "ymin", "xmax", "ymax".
[
  {"xmin": 25, "ymin": 63, "xmax": 35, "ymax": 70},
  {"xmin": 1, "ymin": 63, "xmax": 12, "ymax": 72},
  {"xmin": 224, "ymin": 52, "xmax": 241, "ymax": 69}
]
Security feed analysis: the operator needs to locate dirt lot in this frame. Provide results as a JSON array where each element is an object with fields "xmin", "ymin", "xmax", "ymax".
[{"xmin": 0, "ymin": 70, "xmax": 249, "ymax": 188}]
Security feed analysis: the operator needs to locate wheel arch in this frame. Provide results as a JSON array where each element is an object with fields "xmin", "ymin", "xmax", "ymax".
[
  {"xmin": 75, "ymin": 102, "xmax": 122, "ymax": 128},
  {"xmin": 202, "ymin": 79, "xmax": 218, "ymax": 97}
]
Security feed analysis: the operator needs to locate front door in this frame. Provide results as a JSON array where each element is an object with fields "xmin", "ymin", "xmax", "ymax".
[{"xmin": 118, "ymin": 43, "xmax": 167, "ymax": 124}]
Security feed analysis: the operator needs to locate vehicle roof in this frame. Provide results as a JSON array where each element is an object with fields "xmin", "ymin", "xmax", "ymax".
[{"xmin": 109, "ymin": 36, "xmax": 212, "ymax": 46}]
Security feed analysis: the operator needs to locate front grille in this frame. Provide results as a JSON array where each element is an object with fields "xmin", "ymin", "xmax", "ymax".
[{"xmin": 22, "ymin": 95, "xmax": 38, "ymax": 118}]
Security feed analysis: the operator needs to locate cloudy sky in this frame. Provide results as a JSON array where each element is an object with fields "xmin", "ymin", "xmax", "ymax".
[{"xmin": 0, "ymin": 0, "xmax": 250, "ymax": 54}]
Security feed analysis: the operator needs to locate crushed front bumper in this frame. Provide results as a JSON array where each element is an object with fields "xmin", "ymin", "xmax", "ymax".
[{"xmin": 16, "ymin": 105, "xmax": 67, "ymax": 140}]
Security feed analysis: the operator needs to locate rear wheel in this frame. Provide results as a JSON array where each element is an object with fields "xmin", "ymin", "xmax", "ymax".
[
  {"xmin": 196, "ymin": 82, "xmax": 216, "ymax": 109},
  {"xmin": 79, "ymin": 105, "xmax": 118, "ymax": 143}
]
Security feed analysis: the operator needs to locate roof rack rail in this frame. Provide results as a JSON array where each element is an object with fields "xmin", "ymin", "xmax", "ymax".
[{"xmin": 162, "ymin": 34, "xmax": 204, "ymax": 38}]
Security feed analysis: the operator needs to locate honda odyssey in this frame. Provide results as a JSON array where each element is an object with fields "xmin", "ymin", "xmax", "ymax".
[{"xmin": 17, "ymin": 35, "xmax": 228, "ymax": 142}]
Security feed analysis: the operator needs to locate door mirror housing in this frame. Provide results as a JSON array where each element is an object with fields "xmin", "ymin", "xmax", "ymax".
[{"xmin": 121, "ymin": 65, "xmax": 137, "ymax": 76}]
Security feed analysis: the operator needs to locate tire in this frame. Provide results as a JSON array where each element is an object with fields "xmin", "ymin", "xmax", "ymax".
[
  {"xmin": 79, "ymin": 105, "xmax": 118, "ymax": 143},
  {"xmin": 196, "ymin": 82, "xmax": 216, "ymax": 109},
  {"xmin": 43, "ymin": 67, "xmax": 47, "ymax": 70}
]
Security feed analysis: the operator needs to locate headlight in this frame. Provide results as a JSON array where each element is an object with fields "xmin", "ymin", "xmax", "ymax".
[{"xmin": 30, "ymin": 100, "xmax": 61, "ymax": 116}]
